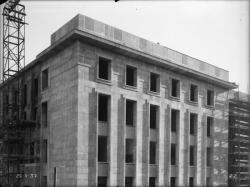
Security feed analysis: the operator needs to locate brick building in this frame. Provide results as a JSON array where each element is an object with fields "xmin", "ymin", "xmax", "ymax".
[{"xmin": 0, "ymin": 14, "xmax": 237, "ymax": 186}]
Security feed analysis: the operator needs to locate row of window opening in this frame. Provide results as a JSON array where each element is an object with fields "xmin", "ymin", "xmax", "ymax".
[
  {"xmin": 97, "ymin": 57, "xmax": 214, "ymax": 106},
  {"xmin": 98, "ymin": 94, "xmax": 213, "ymax": 137},
  {"xmin": 98, "ymin": 173, "xmax": 211, "ymax": 187},
  {"xmin": 98, "ymin": 136, "xmax": 212, "ymax": 167}
]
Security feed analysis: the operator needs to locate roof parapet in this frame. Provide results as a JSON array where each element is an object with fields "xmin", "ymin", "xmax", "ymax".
[{"xmin": 51, "ymin": 14, "xmax": 229, "ymax": 81}]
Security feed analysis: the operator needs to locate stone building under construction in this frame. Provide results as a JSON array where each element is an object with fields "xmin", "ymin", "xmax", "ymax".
[{"xmin": 0, "ymin": 14, "xmax": 237, "ymax": 186}]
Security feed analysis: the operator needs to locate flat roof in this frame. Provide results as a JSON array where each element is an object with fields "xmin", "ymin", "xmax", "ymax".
[
  {"xmin": 50, "ymin": 14, "xmax": 230, "ymax": 81},
  {"xmin": 0, "ymin": 14, "xmax": 237, "ymax": 90}
]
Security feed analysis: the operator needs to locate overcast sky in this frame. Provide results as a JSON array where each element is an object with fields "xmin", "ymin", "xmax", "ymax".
[{"xmin": 23, "ymin": 0, "xmax": 249, "ymax": 93}]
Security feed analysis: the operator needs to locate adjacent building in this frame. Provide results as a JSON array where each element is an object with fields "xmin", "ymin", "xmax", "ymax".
[
  {"xmin": 0, "ymin": 14, "xmax": 237, "ymax": 186},
  {"xmin": 228, "ymin": 91, "xmax": 250, "ymax": 187}
]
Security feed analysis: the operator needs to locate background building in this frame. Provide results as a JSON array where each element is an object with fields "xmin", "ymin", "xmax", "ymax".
[
  {"xmin": 0, "ymin": 14, "xmax": 237, "ymax": 186},
  {"xmin": 228, "ymin": 91, "xmax": 250, "ymax": 187}
]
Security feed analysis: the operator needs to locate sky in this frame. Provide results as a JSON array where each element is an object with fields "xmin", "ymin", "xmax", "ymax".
[{"xmin": 22, "ymin": 0, "xmax": 249, "ymax": 93}]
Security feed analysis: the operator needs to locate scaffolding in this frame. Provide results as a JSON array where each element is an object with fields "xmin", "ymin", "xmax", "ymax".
[
  {"xmin": 0, "ymin": 1, "xmax": 41, "ymax": 186},
  {"xmin": 228, "ymin": 91, "xmax": 250, "ymax": 187}
]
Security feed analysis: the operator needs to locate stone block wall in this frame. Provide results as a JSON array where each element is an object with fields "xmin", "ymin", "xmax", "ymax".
[{"xmin": 76, "ymin": 40, "xmax": 229, "ymax": 186}]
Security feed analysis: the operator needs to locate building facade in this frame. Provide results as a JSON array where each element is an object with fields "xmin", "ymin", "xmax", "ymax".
[{"xmin": 0, "ymin": 14, "xmax": 237, "ymax": 186}]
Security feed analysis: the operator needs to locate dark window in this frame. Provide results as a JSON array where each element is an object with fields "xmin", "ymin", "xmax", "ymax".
[
  {"xmin": 43, "ymin": 139, "xmax": 47, "ymax": 163},
  {"xmin": 125, "ymin": 139, "xmax": 134, "ymax": 163},
  {"xmin": 206, "ymin": 177, "xmax": 211, "ymax": 187},
  {"xmin": 190, "ymin": 146, "xmax": 195, "ymax": 166},
  {"xmin": 150, "ymin": 141, "xmax": 156, "ymax": 164},
  {"xmin": 98, "ymin": 176, "xmax": 107, "ymax": 187},
  {"xmin": 42, "ymin": 69, "xmax": 48, "ymax": 90},
  {"xmin": 207, "ymin": 117, "xmax": 213, "ymax": 137},
  {"xmin": 23, "ymin": 84, "xmax": 27, "ymax": 106},
  {"xmin": 4, "ymin": 95, "xmax": 9, "ymax": 106},
  {"xmin": 207, "ymin": 147, "xmax": 211, "ymax": 166},
  {"xmin": 171, "ymin": 144, "xmax": 176, "ymax": 165},
  {"xmin": 190, "ymin": 84, "xmax": 198, "ymax": 102},
  {"xmin": 150, "ymin": 73, "xmax": 160, "ymax": 93},
  {"xmin": 98, "ymin": 94, "xmax": 109, "ymax": 122},
  {"xmin": 23, "ymin": 111, "xmax": 27, "ymax": 120},
  {"xmin": 150, "ymin": 105, "xmax": 158, "ymax": 129},
  {"xmin": 207, "ymin": 90, "xmax": 214, "ymax": 106},
  {"xmin": 171, "ymin": 109, "xmax": 179, "ymax": 132},
  {"xmin": 32, "ymin": 107, "xmax": 37, "ymax": 121},
  {"xmin": 30, "ymin": 142, "xmax": 35, "ymax": 156},
  {"xmin": 42, "ymin": 102, "xmax": 48, "ymax": 127},
  {"xmin": 98, "ymin": 136, "xmax": 108, "ymax": 162},
  {"xmin": 126, "ymin": 65, "xmax": 137, "ymax": 87},
  {"xmin": 98, "ymin": 57, "xmax": 111, "ymax": 80},
  {"xmin": 189, "ymin": 177, "xmax": 194, "ymax": 187},
  {"xmin": 171, "ymin": 79, "xmax": 180, "ymax": 98},
  {"xmin": 190, "ymin": 113, "xmax": 197, "ymax": 135},
  {"xmin": 125, "ymin": 177, "xmax": 133, "ymax": 187},
  {"xmin": 34, "ymin": 78, "xmax": 39, "ymax": 97},
  {"xmin": 149, "ymin": 177, "xmax": 156, "ymax": 187},
  {"xmin": 13, "ymin": 90, "xmax": 18, "ymax": 105},
  {"xmin": 126, "ymin": 100, "xmax": 136, "ymax": 126},
  {"xmin": 42, "ymin": 176, "xmax": 47, "ymax": 187},
  {"xmin": 170, "ymin": 177, "xmax": 176, "ymax": 187}
]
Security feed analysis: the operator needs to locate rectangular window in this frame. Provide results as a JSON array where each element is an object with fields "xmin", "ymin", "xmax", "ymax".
[
  {"xmin": 125, "ymin": 177, "xmax": 133, "ymax": 187},
  {"xmin": 32, "ymin": 107, "xmax": 37, "ymax": 121},
  {"xmin": 190, "ymin": 145, "xmax": 195, "ymax": 166},
  {"xmin": 30, "ymin": 142, "xmax": 35, "ymax": 156},
  {"xmin": 150, "ymin": 104, "xmax": 158, "ymax": 129},
  {"xmin": 43, "ymin": 139, "xmax": 47, "ymax": 163},
  {"xmin": 190, "ymin": 113, "xmax": 197, "ymax": 135},
  {"xmin": 150, "ymin": 141, "xmax": 156, "ymax": 164},
  {"xmin": 126, "ymin": 99, "xmax": 136, "ymax": 126},
  {"xmin": 14, "ymin": 90, "xmax": 18, "ymax": 105},
  {"xmin": 150, "ymin": 72, "xmax": 160, "ymax": 93},
  {"xmin": 171, "ymin": 109, "xmax": 179, "ymax": 132},
  {"xmin": 42, "ymin": 69, "xmax": 48, "ymax": 90},
  {"xmin": 126, "ymin": 65, "xmax": 137, "ymax": 87},
  {"xmin": 206, "ymin": 177, "xmax": 211, "ymax": 187},
  {"xmin": 34, "ymin": 78, "xmax": 39, "ymax": 97},
  {"xmin": 171, "ymin": 79, "xmax": 180, "ymax": 98},
  {"xmin": 98, "ymin": 176, "xmax": 107, "ymax": 187},
  {"xmin": 190, "ymin": 84, "xmax": 198, "ymax": 102},
  {"xmin": 149, "ymin": 177, "xmax": 156, "ymax": 187},
  {"xmin": 125, "ymin": 139, "xmax": 134, "ymax": 163},
  {"xmin": 207, "ymin": 90, "xmax": 214, "ymax": 106},
  {"xmin": 171, "ymin": 144, "xmax": 176, "ymax": 165},
  {"xmin": 23, "ymin": 111, "xmax": 27, "ymax": 120},
  {"xmin": 42, "ymin": 102, "xmax": 48, "ymax": 127},
  {"xmin": 98, "ymin": 57, "xmax": 111, "ymax": 80},
  {"xmin": 98, "ymin": 136, "xmax": 108, "ymax": 162},
  {"xmin": 207, "ymin": 117, "xmax": 213, "ymax": 137},
  {"xmin": 189, "ymin": 177, "xmax": 194, "ymax": 187},
  {"xmin": 23, "ymin": 84, "xmax": 27, "ymax": 106},
  {"xmin": 207, "ymin": 147, "xmax": 211, "ymax": 166},
  {"xmin": 98, "ymin": 94, "xmax": 109, "ymax": 122},
  {"xmin": 170, "ymin": 177, "xmax": 176, "ymax": 187},
  {"xmin": 42, "ymin": 176, "xmax": 47, "ymax": 187}
]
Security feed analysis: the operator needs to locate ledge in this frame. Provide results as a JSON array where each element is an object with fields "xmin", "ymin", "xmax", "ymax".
[
  {"xmin": 123, "ymin": 84, "xmax": 138, "ymax": 92},
  {"xmin": 169, "ymin": 95, "xmax": 181, "ymax": 102},
  {"xmin": 96, "ymin": 78, "xmax": 112, "ymax": 86},
  {"xmin": 186, "ymin": 100, "xmax": 199, "ymax": 106}
]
